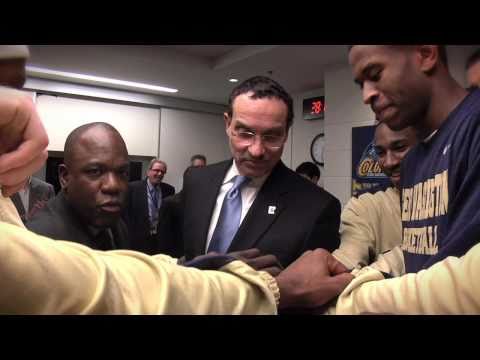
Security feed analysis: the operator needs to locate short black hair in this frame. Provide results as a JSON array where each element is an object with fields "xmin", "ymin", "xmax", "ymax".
[
  {"xmin": 227, "ymin": 76, "xmax": 294, "ymax": 130},
  {"xmin": 64, "ymin": 122, "xmax": 125, "ymax": 166},
  {"xmin": 295, "ymin": 162, "xmax": 320, "ymax": 180},
  {"xmin": 466, "ymin": 48, "xmax": 480, "ymax": 70},
  {"xmin": 190, "ymin": 154, "xmax": 206, "ymax": 163},
  {"xmin": 348, "ymin": 45, "xmax": 449, "ymax": 67}
]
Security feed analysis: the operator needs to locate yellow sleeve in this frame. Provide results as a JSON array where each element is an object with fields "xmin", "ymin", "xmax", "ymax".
[
  {"xmin": 0, "ymin": 222, "xmax": 278, "ymax": 315},
  {"xmin": 335, "ymin": 243, "xmax": 480, "ymax": 314},
  {"xmin": 333, "ymin": 190, "xmax": 402, "ymax": 273},
  {"xmin": 0, "ymin": 195, "xmax": 25, "ymax": 228},
  {"xmin": 333, "ymin": 196, "xmax": 377, "ymax": 269},
  {"xmin": 369, "ymin": 246, "xmax": 405, "ymax": 277}
]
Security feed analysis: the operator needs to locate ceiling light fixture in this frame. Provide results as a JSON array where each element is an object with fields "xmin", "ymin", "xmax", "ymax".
[
  {"xmin": 229, "ymin": 78, "xmax": 239, "ymax": 83},
  {"xmin": 26, "ymin": 66, "xmax": 179, "ymax": 94}
]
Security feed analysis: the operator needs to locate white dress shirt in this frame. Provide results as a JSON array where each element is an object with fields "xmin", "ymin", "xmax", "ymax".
[
  {"xmin": 205, "ymin": 161, "xmax": 269, "ymax": 252},
  {"xmin": 146, "ymin": 178, "xmax": 162, "ymax": 227}
]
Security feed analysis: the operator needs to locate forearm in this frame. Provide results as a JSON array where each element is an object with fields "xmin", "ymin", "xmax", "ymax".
[
  {"xmin": 0, "ymin": 195, "xmax": 25, "ymax": 228},
  {"xmin": 335, "ymin": 243, "xmax": 480, "ymax": 314},
  {"xmin": 332, "ymin": 242, "xmax": 371, "ymax": 271},
  {"xmin": 333, "ymin": 199, "xmax": 374, "ymax": 269},
  {"xmin": 0, "ymin": 222, "xmax": 278, "ymax": 315}
]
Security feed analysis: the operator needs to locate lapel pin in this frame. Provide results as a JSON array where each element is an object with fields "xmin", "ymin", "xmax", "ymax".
[{"xmin": 268, "ymin": 206, "xmax": 276, "ymax": 215}]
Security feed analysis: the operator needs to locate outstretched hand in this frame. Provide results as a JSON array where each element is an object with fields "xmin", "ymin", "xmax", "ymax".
[{"xmin": 275, "ymin": 248, "xmax": 354, "ymax": 309}]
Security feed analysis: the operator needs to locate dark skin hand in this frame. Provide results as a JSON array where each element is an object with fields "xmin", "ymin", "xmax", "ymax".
[
  {"xmin": 275, "ymin": 248, "xmax": 354, "ymax": 310},
  {"xmin": 179, "ymin": 248, "xmax": 284, "ymax": 277},
  {"xmin": 227, "ymin": 248, "xmax": 284, "ymax": 277}
]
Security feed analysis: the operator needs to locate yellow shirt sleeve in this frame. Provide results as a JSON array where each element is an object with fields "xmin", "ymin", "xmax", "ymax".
[
  {"xmin": 369, "ymin": 246, "xmax": 405, "ymax": 277},
  {"xmin": 0, "ymin": 195, "xmax": 25, "ymax": 228},
  {"xmin": 0, "ymin": 221, "xmax": 278, "ymax": 315},
  {"xmin": 333, "ymin": 189, "xmax": 402, "ymax": 272},
  {"xmin": 334, "ymin": 242, "xmax": 480, "ymax": 314}
]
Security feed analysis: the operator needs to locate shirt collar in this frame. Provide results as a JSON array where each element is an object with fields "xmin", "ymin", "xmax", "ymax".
[
  {"xmin": 87, "ymin": 225, "xmax": 112, "ymax": 239},
  {"xmin": 20, "ymin": 177, "xmax": 32, "ymax": 192},
  {"xmin": 147, "ymin": 178, "xmax": 158, "ymax": 191}
]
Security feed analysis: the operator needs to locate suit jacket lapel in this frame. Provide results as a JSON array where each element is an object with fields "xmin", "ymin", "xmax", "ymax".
[
  {"xmin": 229, "ymin": 162, "xmax": 290, "ymax": 252},
  {"xmin": 112, "ymin": 219, "xmax": 131, "ymax": 249},
  {"xmin": 10, "ymin": 193, "xmax": 26, "ymax": 219},
  {"xmin": 189, "ymin": 160, "xmax": 232, "ymax": 256},
  {"xmin": 28, "ymin": 179, "xmax": 39, "ymax": 216},
  {"xmin": 140, "ymin": 180, "xmax": 149, "ymax": 220},
  {"xmin": 54, "ymin": 191, "xmax": 94, "ymax": 246}
]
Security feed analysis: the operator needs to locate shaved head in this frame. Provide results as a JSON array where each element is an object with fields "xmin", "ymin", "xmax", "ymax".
[{"xmin": 64, "ymin": 122, "xmax": 127, "ymax": 166}]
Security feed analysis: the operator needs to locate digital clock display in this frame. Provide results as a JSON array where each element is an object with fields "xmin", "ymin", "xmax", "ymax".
[{"xmin": 303, "ymin": 96, "xmax": 325, "ymax": 120}]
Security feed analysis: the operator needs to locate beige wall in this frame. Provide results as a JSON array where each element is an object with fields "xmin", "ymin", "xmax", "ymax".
[
  {"xmin": 159, "ymin": 108, "xmax": 231, "ymax": 191},
  {"xmin": 289, "ymin": 88, "xmax": 325, "ymax": 186}
]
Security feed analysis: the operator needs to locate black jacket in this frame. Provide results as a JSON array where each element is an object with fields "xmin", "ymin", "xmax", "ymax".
[
  {"xmin": 160, "ymin": 160, "xmax": 341, "ymax": 267},
  {"xmin": 123, "ymin": 179, "xmax": 175, "ymax": 254},
  {"xmin": 27, "ymin": 191, "xmax": 130, "ymax": 250}
]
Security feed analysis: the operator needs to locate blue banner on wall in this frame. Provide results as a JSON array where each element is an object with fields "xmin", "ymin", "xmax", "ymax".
[{"xmin": 351, "ymin": 126, "xmax": 390, "ymax": 196}]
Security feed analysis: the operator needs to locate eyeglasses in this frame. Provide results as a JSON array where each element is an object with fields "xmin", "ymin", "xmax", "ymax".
[
  {"xmin": 230, "ymin": 128, "xmax": 286, "ymax": 149},
  {"xmin": 150, "ymin": 168, "xmax": 166, "ymax": 175}
]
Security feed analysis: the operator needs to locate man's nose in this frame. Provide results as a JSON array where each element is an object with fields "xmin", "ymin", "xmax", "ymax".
[{"xmin": 247, "ymin": 137, "xmax": 266, "ymax": 158}]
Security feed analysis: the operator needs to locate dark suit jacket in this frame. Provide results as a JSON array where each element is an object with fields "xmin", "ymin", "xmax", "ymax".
[
  {"xmin": 165, "ymin": 160, "xmax": 341, "ymax": 267},
  {"xmin": 11, "ymin": 177, "xmax": 55, "ymax": 224},
  {"xmin": 27, "ymin": 191, "xmax": 130, "ymax": 250},
  {"xmin": 124, "ymin": 179, "xmax": 175, "ymax": 254},
  {"xmin": 155, "ymin": 192, "xmax": 184, "ymax": 258}
]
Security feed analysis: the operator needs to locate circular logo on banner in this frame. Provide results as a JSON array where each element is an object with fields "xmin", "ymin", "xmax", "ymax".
[{"xmin": 356, "ymin": 142, "xmax": 387, "ymax": 179}]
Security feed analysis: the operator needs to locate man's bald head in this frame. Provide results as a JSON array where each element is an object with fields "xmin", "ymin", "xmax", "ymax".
[
  {"xmin": 63, "ymin": 122, "xmax": 127, "ymax": 166},
  {"xmin": 348, "ymin": 45, "xmax": 449, "ymax": 67},
  {"xmin": 60, "ymin": 122, "xmax": 130, "ymax": 228}
]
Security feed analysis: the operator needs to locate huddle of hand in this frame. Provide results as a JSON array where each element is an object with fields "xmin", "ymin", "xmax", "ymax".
[{"xmin": 189, "ymin": 248, "xmax": 354, "ymax": 311}]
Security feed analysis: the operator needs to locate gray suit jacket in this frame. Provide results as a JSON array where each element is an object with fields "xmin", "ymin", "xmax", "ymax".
[{"xmin": 11, "ymin": 177, "xmax": 55, "ymax": 224}]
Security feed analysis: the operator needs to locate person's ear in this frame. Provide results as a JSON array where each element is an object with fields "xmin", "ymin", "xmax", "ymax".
[
  {"xmin": 58, "ymin": 164, "xmax": 69, "ymax": 192},
  {"xmin": 224, "ymin": 113, "xmax": 232, "ymax": 135},
  {"xmin": 415, "ymin": 45, "xmax": 441, "ymax": 73}
]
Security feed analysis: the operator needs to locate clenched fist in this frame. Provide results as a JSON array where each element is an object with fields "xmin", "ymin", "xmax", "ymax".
[
  {"xmin": 0, "ymin": 88, "xmax": 48, "ymax": 196},
  {"xmin": 275, "ymin": 248, "xmax": 354, "ymax": 309}
]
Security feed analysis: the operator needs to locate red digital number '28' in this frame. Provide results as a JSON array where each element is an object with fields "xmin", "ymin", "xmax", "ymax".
[{"xmin": 311, "ymin": 100, "xmax": 325, "ymax": 114}]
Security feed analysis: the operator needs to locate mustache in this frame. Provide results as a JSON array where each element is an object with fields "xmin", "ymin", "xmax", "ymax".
[{"xmin": 240, "ymin": 153, "xmax": 266, "ymax": 161}]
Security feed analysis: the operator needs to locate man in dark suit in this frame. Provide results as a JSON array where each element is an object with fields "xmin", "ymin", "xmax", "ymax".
[
  {"xmin": 161, "ymin": 76, "xmax": 341, "ymax": 268},
  {"xmin": 125, "ymin": 159, "xmax": 175, "ymax": 253},
  {"xmin": 11, "ymin": 176, "xmax": 54, "ymax": 224},
  {"xmin": 27, "ymin": 122, "xmax": 131, "ymax": 251}
]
